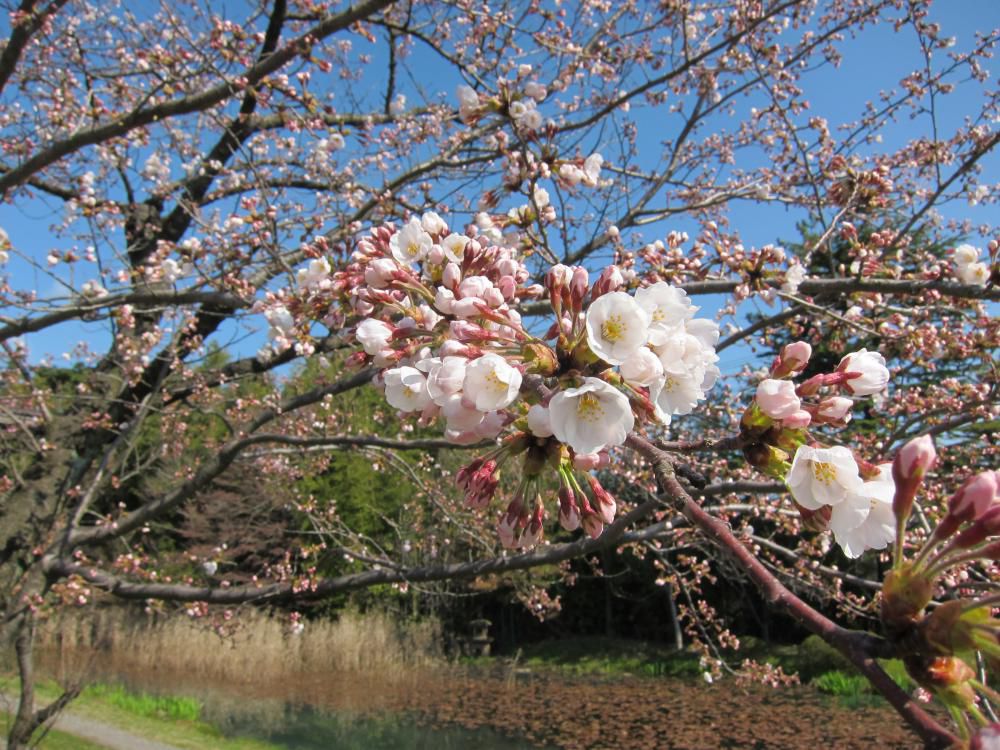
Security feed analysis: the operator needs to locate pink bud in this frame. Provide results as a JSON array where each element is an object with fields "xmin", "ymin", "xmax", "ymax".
[
  {"xmin": 897, "ymin": 435, "xmax": 937, "ymax": 481},
  {"xmin": 558, "ymin": 486, "xmax": 581, "ymax": 531},
  {"xmin": 782, "ymin": 410, "xmax": 812, "ymax": 429},
  {"xmin": 573, "ymin": 452, "xmax": 601, "ymax": 470},
  {"xmin": 772, "ymin": 341, "xmax": 812, "ymax": 377},
  {"xmin": 442, "ymin": 262, "xmax": 461, "ymax": 289},
  {"xmin": 591, "ymin": 265, "xmax": 624, "ymax": 298},
  {"xmin": 892, "ymin": 435, "xmax": 937, "ymax": 526},
  {"xmin": 954, "ymin": 505, "xmax": 1000, "ymax": 549},
  {"xmin": 783, "ymin": 341, "xmax": 812, "ymax": 368},
  {"xmin": 755, "ymin": 379, "xmax": 801, "ymax": 419},
  {"xmin": 948, "ymin": 471, "xmax": 1000, "ymax": 524},
  {"xmin": 581, "ymin": 512, "xmax": 604, "ymax": 539},
  {"xmin": 817, "ymin": 396, "xmax": 853, "ymax": 424},
  {"xmin": 587, "ymin": 475, "xmax": 617, "ymax": 525},
  {"xmin": 569, "ymin": 266, "xmax": 589, "ymax": 309}
]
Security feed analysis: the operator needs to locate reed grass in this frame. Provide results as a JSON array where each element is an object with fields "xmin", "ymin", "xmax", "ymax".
[{"xmin": 37, "ymin": 607, "xmax": 443, "ymax": 689}]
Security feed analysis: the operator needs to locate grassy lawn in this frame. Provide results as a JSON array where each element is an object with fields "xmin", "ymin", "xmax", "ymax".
[
  {"xmin": 1, "ymin": 675, "xmax": 282, "ymax": 750},
  {"xmin": 0, "ymin": 711, "xmax": 107, "ymax": 750}
]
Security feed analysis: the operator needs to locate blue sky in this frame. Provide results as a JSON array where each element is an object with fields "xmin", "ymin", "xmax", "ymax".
[{"xmin": 0, "ymin": 1, "xmax": 996, "ymax": 374}]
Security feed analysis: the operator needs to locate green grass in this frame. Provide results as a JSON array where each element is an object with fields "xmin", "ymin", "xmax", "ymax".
[
  {"xmin": 1, "ymin": 675, "xmax": 281, "ymax": 750},
  {"xmin": 811, "ymin": 661, "xmax": 913, "ymax": 709},
  {"xmin": 84, "ymin": 683, "xmax": 202, "ymax": 722},
  {"xmin": 1, "ymin": 712, "xmax": 107, "ymax": 749},
  {"xmin": 510, "ymin": 636, "xmax": 703, "ymax": 678}
]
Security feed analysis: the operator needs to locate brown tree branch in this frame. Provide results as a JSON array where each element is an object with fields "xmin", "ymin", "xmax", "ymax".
[{"xmin": 625, "ymin": 433, "xmax": 957, "ymax": 750}]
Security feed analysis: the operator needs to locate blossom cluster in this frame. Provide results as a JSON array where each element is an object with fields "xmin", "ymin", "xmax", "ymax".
[
  {"xmin": 878, "ymin": 436, "xmax": 1000, "ymax": 733},
  {"xmin": 740, "ymin": 341, "xmax": 895, "ymax": 558},
  {"xmin": 952, "ymin": 243, "xmax": 993, "ymax": 287},
  {"xmin": 330, "ymin": 215, "xmax": 719, "ymax": 549}
]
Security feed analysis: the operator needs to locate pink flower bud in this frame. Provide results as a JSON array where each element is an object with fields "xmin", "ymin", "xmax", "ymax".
[
  {"xmin": 545, "ymin": 263, "xmax": 571, "ymax": 298},
  {"xmin": 497, "ymin": 275, "xmax": 516, "ymax": 300},
  {"xmin": 587, "ymin": 475, "xmax": 617, "ymax": 525},
  {"xmin": 581, "ymin": 512, "xmax": 604, "ymax": 539},
  {"xmin": 954, "ymin": 505, "xmax": 1000, "ymax": 549},
  {"xmin": 558, "ymin": 486, "xmax": 581, "ymax": 531},
  {"xmin": 591, "ymin": 265, "xmax": 624, "ymax": 298},
  {"xmin": 572, "ymin": 452, "xmax": 601, "ymax": 470},
  {"xmin": 892, "ymin": 435, "xmax": 936, "ymax": 526},
  {"xmin": 569, "ymin": 266, "xmax": 589, "ymax": 310},
  {"xmin": 772, "ymin": 341, "xmax": 812, "ymax": 377},
  {"xmin": 755, "ymin": 379, "xmax": 801, "ymax": 419},
  {"xmin": 782, "ymin": 410, "xmax": 812, "ymax": 429},
  {"xmin": 817, "ymin": 396, "xmax": 853, "ymax": 424},
  {"xmin": 442, "ymin": 262, "xmax": 461, "ymax": 289},
  {"xmin": 948, "ymin": 471, "xmax": 1000, "ymax": 524},
  {"xmin": 896, "ymin": 435, "xmax": 937, "ymax": 481}
]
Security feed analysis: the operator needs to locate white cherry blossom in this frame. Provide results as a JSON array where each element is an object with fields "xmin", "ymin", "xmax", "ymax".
[
  {"xmin": 389, "ymin": 218, "xmax": 433, "ymax": 265},
  {"xmin": 548, "ymin": 378, "xmax": 634, "ymax": 455},
  {"xmin": 585, "ymin": 291, "xmax": 651, "ymax": 365},
  {"xmin": 383, "ymin": 366, "xmax": 431, "ymax": 412},
  {"xmin": 829, "ymin": 465, "xmax": 896, "ymax": 558},
  {"xmin": 420, "ymin": 356, "xmax": 468, "ymax": 405},
  {"xmin": 786, "ymin": 445, "xmax": 864, "ymax": 510},
  {"xmin": 463, "ymin": 353, "xmax": 522, "ymax": 411},
  {"xmin": 839, "ymin": 349, "xmax": 889, "ymax": 396},
  {"xmin": 355, "ymin": 319, "xmax": 393, "ymax": 355},
  {"xmin": 634, "ymin": 282, "xmax": 694, "ymax": 346},
  {"xmin": 620, "ymin": 346, "xmax": 663, "ymax": 387}
]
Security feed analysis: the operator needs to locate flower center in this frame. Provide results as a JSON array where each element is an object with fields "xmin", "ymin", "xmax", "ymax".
[
  {"xmin": 600, "ymin": 314, "xmax": 626, "ymax": 343},
  {"xmin": 407, "ymin": 241, "xmax": 421, "ymax": 256},
  {"xmin": 652, "ymin": 308, "xmax": 665, "ymax": 323},
  {"xmin": 812, "ymin": 461, "xmax": 837, "ymax": 485},
  {"xmin": 576, "ymin": 392, "xmax": 604, "ymax": 422},
  {"xmin": 661, "ymin": 376, "xmax": 677, "ymax": 393},
  {"xmin": 485, "ymin": 369, "xmax": 508, "ymax": 392}
]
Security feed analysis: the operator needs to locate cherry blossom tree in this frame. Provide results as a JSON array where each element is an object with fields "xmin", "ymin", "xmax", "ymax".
[{"xmin": 0, "ymin": 0, "xmax": 998, "ymax": 748}]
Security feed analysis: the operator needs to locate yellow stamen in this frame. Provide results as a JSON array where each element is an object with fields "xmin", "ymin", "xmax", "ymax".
[
  {"xmin": 576, "ymin": 392, "xmax": 605, "ymax": 422},
  {"xmin": 812, "ymin": 461, "xmax": 837, "ymax": 485},
  {"xmin": 601, "ymin": 314, "xmax": 626, "ymax": 343}
]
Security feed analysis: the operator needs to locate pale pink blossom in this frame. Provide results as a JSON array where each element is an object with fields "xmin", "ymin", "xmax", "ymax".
[
  {"xmin": 355, "ymin": 319, "xmax": 394, "ymax": 355},
  {"xmin": 585, "ymin": 291, "xmax": 651, "ymax": 365},
  {"xmin": 463, "ymin": 353, "xmax": 522, "ymax": 411},
  {"xmin": 755, "ymin": 379, "xmax": 801, "ymax": 419},
  {"xmin": 838, "ymin": 348, "xmax": 889, "ymax": 396},
  {"xmin": 383, "ymin": 366, "xmax": 431, "ymax": 412},
  {"xmin": 549, "ymin": 378, "xmax": 634, "ymax": 455},
  {"xmin": 389, "ymin": 218, "xmax": 433, "ymax": 265},
  {"xmin": 787, "ymin": 445, "xmax": 864, "ymax": 511},
  {"xmin": 829, "ymin": 464, "xmax": 896, "ymax": 558}
]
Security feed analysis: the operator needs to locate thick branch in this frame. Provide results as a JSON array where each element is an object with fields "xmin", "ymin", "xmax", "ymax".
[
  {"xmin": 0, "ymin": 0, "xmax": 394, "ymax": 195},
  {"xmin": 626, "ymin": 434, "xmax": 957, "ymax": 750}
]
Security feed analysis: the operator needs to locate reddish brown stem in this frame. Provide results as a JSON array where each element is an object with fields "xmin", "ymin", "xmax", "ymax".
[{"xmin": 627, "ymin": 434, "xmax": 958, "ymax": 750}]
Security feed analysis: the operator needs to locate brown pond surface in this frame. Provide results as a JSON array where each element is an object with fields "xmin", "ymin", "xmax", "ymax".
[{"xmin": 42, "ymin": 653, "xmax": 926, "ymax": 749}]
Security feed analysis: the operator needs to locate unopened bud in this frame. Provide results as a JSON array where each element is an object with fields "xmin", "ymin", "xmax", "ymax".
[
  {"xmin": 947, "ymin": 470, "xmax": 999, "ymax": 524},
  {"xmin": 587, "ymin": 475, "xmax": 617, "ymax": 525},
  {"xmin": 591, "ymin": 265, "xmax": 624, "ymax": 298},
  {"xmin": 892, "ymin": 435, "xmax": 936, "ymax": 528},
  {"xmin": 569, "ymin": 266, "xmax": 589, "ymax": 309},
  {"xmin": 953, "ymin": 505, "xmax": 1000, "ymax": 549},
  {"xmin": 771, "ymin": 341, "xmax": 812, "ymax": 377}
]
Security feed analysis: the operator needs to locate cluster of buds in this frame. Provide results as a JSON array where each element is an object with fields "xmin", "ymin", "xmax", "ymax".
[
  {"xmin": 741, "ymin": 342, "xmax": 895, "ymax": 557},
  {"xmin": 879, "ymin": 436, "xmax": 1000, "ymax": 742},
  {"xmin": 333, "ymin": 214, "xmax": 719, "ymax": 549}
]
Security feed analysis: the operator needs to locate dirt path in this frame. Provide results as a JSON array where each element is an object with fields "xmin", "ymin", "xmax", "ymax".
[{"xmin": 0, "ymin": 693, "xmax": 182, "ymax": 750}]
